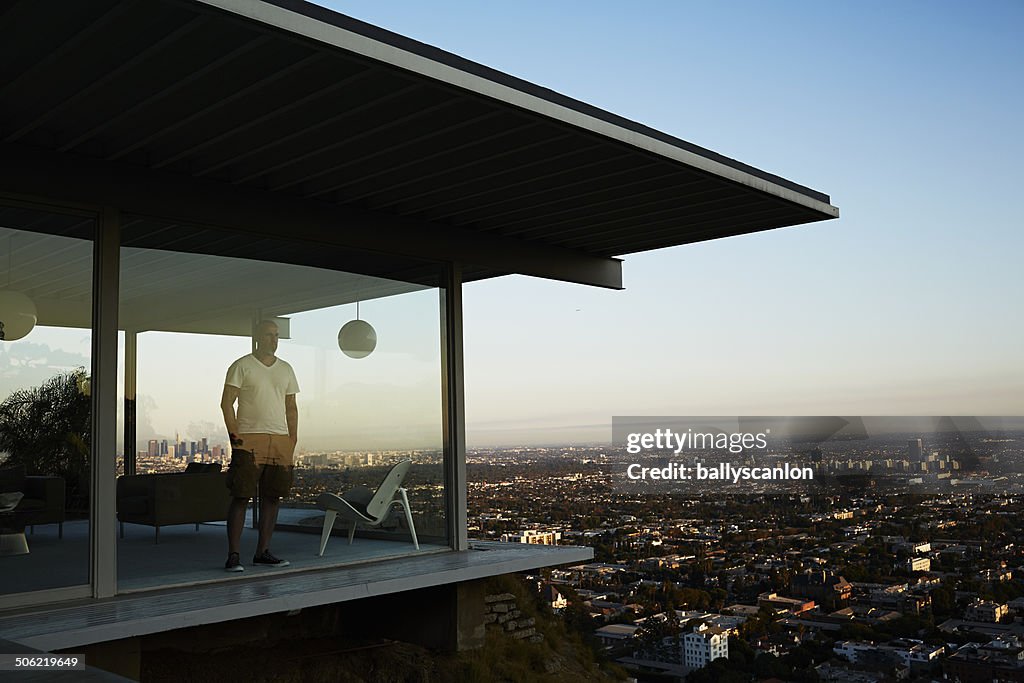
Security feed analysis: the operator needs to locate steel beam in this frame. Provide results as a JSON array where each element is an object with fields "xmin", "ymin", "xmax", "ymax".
[{"xmin": 0, "ymin": 143, "xmax": 623, "ymax": 290}]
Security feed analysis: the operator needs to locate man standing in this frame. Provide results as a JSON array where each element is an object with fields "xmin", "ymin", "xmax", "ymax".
[{"xmin": 220, "ymin": 319, "xmax": 299, "ymax": 571}]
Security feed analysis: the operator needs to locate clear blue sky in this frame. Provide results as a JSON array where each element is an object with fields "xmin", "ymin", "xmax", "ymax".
[{"xmin": 313, "ymin": 1, "xmax": 1024, "ymax": 446}]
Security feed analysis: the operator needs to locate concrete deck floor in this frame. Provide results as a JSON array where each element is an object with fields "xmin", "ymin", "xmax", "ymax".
[{"xmin": 2, "ymin": 508, "xmax": 436, "ymax": 595}]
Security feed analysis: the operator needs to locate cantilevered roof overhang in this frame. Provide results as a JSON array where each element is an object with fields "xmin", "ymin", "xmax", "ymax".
[{"xmin": 0, "ymin": 0, "xmax": 838, "ymax": 289}]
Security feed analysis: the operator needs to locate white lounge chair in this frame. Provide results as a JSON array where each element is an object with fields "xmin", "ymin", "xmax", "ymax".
[{"xmin": 315, "ymin": 459, "xmax": 419, "ymax": 555}]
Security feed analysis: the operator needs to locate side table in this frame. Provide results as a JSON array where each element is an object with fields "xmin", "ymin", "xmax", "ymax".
[{"xmin": 0, "ymin": 511, "xmax": 30, "ymax": 556}]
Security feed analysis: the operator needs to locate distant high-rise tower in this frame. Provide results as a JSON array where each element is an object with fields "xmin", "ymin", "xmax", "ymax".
[
  {"xmin": 148, "ymin": 440, "xmax": 159, "ymax": 457},
  {"xmin": 908, "ymin": 438, "xmax": 923, "ymax": 462},
  {"xmin": 160, "ymin": 439, "xmax": 169, "ymax": 455}
]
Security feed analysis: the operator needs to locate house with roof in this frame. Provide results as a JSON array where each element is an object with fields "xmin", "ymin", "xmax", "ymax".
[
  {"xmin": 0, "ymin": 0, "xmax": 836, "ymax": 677},
  {"xmin": 541, "ymin": 583, "xmax": 568, "ymax": 612},
  {"xmin": 790, "ymin": 569, "xmax": 852, "ymax": 610},
  {"xmin": 593, "ymin": 623, "xmax": 640, "ymax": 649}
]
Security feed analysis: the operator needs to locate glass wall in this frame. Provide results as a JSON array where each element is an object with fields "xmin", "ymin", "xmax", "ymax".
[
  {"xmin": 0, "ymin": 204, "xmax": 94, "ymax": 598},
  {"xmin": 116, "ymin": 217, "xmax": 447, "ymax": 590}
]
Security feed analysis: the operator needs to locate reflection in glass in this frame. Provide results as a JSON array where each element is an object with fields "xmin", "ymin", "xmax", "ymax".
[
  {"xmin": 116, "ymin": 218, "xmax": 447, "ymax": 591},
  {"xmin": 0, "ymin": 211, "xmax": 94, "ymax": 597}
]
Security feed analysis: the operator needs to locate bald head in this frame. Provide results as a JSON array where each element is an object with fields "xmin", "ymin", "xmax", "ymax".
[
  {"xmin": 254, "ymin": 320, "xmax": 279, "ymax": 356},
  {"xmin": 255, "ymin": 319, "xmax": 278, "ymax": 335}
]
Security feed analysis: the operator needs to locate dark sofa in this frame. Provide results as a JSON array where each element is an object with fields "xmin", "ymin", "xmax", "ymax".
[
  {"xmin": 117, "ymin": 463, "xmax": 231, "ymax": 542},
  {"xmin": 0, "ymin": 464, "xmax": 66, "ymax": 538}
]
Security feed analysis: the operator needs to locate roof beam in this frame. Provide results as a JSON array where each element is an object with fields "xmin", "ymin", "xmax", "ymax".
[
  {"xmin": 0, "ymin": 143, "xmax": 622, "ymax": 289},
  {"xmin": 404, "ymin": 147, "xmax": 629, "ymax": 217},
  {"xmin": 269, "ymin": 98, "xmax": 462, "ymax": 191},
  {"xmin": 227, "ymin": 81, "xmax": 425, "ymax": 184},
  {"xmin": 433, "ymin": 162, "xmax": 676, "ymax": 224},
  {"xmin": 306, "ymin": 119, "xmax": 542, "ymax": 201},
  {"xmin": 196, "ymin": 0, "xmax": 838, "ymax": 217},
  {"xmin": 5, "ymin": 16, "xmax": 210, "ymax": 143},
  {"xmin": 61, "ymin": 35, "xmax": 290, "ymax": 153},
  {"xmin": 0, "ymin": 1, "xmax": 134, "ymax": 98},
  {"xmin": 293, "ymin": 109, "xmax": 505, "ymax": 196},
  {"xmin": 348, "ymin": 131, "xmax": 577, "ymax": 207},
  {"xmin": 149, "ymin": 60, "xmax": 373, "ymax": 169}
]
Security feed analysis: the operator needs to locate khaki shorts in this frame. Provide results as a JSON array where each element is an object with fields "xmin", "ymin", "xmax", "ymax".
[
  {"xmin": 226, "ymin": 450, "xmax": 293, "ymax": 499},
  {"xmin": 235, "ymin": 433, "xmax": 295, "ymax": 466}
]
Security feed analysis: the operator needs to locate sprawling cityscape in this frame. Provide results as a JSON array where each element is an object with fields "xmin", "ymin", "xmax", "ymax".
[
  {"xmin": 465, "ymin": 438, "xmax": 1024, "ymax": 682},
  {"xmin": 117, "ymin": 429, "xmax": 1024, "ymax": 681}
]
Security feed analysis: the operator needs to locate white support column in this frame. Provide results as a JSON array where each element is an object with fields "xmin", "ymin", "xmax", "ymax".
[{"xmin": 91, "ymin": 206, "xmax": 120, "ymax": 598}]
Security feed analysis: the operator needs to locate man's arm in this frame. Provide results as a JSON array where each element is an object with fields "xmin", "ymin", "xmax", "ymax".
[
  {"xmin": 285, "ymin": 393, "xmax": 298, "ymax": 444},
  {"xmin": 221, "ymin": 385, "xmax": 241, "ymax": 445},
  {"xmin": 284, "ymin": 395, "xmax": 296, "ymax": 444}
]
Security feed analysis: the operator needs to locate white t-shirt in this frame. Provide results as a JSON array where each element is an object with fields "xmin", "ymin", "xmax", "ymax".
[{"xmin": 224, "ymin": 354, "xmax": 300, "ymax": 435}]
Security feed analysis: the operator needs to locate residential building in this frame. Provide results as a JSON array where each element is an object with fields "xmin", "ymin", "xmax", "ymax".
[
  {"xmin": 966, "ymin": 599, "xmax": 1009, "ymax": 623},
  {"xmin": 755, "ymin": 633, "xmax": 801, "ymax": 657},
  {"xmin": 682, "ymin": 622, "xmax": 729, "ymax": 669},
  {"xmin": 675, "ymin": 610, "xmax": 746, "ymax": 635},
  {"xmin": 541, "ymin": 584, "xmax": 567, "ymax": 611},
  {"xmin": 978, "ymin": 568, "xmax": 1014, "ymax": 583},
  {"xmin": 759, "ymin": 591, "xmax": 815, "ymax": 615},
  {"xmin": 594, "ymin": 624, "xmax": 640, "ymax": 649},
  {"xmin": 791, "ymin": 570, "xmax": 853, "ymax": 610},
  {"xmin": 834, "ymin": 639, "xmax": 943, "ymax": 670},
  {"xmin": 723, "ymin": 604, "xmax": 761, "ymax": 617},
  {"xmin": 908, "ymin": 439, "xmax": 923, "ymax": 462},
  {"xmin": 944, "ymin": 639, "xmax": 1024, "ymax": 682},
  {"xmin": 856, "ymin": 584, "xmax": 931, "ymax": 616},
  {"xmin": 906, "ymin": 557, "xmax": 931, "ymax": 572},
  {"xmin": 501, "ymin": 530, "xmax": 562, "ymax": 545}
]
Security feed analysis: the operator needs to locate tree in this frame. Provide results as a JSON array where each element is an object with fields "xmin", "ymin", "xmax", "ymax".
[
  {"xmin": 930, "ymin": 584, "xmax": 956, "ymax": 619},
  {"xmin": 0, "ymin": 369, "xmax": 91, "ymax": 509},
  {"xmin": 686, "ymin": 660, "xmax": 748, "ymax": 683}
]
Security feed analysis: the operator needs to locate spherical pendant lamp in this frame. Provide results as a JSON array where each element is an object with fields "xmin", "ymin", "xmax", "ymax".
[
  {"xmin": 0, "ymin": 290, "xmax": 37, "ymax": 341},
  {"xmin": 337, "ymin": 302, "xmax": 376, "ymax": 359}
]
